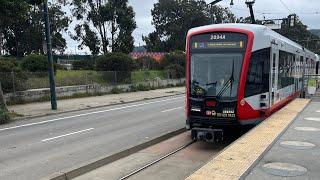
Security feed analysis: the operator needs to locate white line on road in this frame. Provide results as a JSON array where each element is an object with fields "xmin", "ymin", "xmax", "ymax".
[
  {"xmin": 161, "ymin": 107, "xmax": 183, "ymax": 113},
  {"xmin": 0, "ymin": 96, "xmax": 184, "ymax": 132},
  {"xmin": 41, "ymin": 128, "xmax": 94, "ymax": 142},
  {"xmin": 305, "ymin": 117, "xmax": 320, "ymax": 122}
]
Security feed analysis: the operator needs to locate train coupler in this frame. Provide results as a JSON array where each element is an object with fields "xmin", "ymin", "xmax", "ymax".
[{"xmin": 191, "ymin": 128, "xmax": 224, "ymax": 143}]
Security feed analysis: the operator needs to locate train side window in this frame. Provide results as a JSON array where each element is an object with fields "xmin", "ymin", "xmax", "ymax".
[
  {"xmin": 279, "ymin": 51, "xmax": 295, "ymax": 89},
  {"xmin": 245, "ymin": 48, "xmax": 270, "ymax": 97}
]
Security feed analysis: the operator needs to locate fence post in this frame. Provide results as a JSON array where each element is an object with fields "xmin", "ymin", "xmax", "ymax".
[
  {"xmin": 11, "ymin": 71, "xmax": 15, "ymax": 94},
  {"xmin": 114, "ymin": 71, "xmax": 117, "ymax": 84},
  {"xmin": 85, "ymin": 71, "xmax": 88, "ymax": 85}
]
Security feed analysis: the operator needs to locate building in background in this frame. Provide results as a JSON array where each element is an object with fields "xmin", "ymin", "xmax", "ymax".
[
  {"xmin": 54, "ymin": 55, "xmax": 91, "ymax": 70},
  {"xmin": 130, "ymin": 52, "xmax": 167, "ymax": 61}
]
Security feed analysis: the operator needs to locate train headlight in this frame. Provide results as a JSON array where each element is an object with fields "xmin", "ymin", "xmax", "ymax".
[{"xmin": 191, "ymin": 107, "xmax": 201, "ymax": 112}]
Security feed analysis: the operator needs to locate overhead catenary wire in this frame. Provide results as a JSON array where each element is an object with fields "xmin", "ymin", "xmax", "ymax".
[{"xmin": 279, "ymin": 0, "xmax": 293, "ymax": 13}]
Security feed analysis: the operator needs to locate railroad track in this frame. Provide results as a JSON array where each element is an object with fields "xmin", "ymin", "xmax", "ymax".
[{"xmin": 118, "ymin": 140, "xmax": 196, "ymax": 180}]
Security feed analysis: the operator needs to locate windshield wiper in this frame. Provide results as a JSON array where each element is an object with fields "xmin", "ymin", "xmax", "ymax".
[{"xmin": 216, "ymin": 60, "xmax": 235, "ymax": 99}]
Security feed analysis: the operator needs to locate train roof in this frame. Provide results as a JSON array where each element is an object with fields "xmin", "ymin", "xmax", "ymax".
[{"xmin": 188, "ymin": 23, "xmax": 316, "ymax": 56}]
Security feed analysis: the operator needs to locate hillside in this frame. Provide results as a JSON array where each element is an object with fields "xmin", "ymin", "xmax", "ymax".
[{"xmin": 310, "ymin": 29, "xmax": 320, "ymax": 37}]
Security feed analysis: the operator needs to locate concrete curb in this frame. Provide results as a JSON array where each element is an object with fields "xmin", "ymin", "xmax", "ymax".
[
  {"xmin": 44, "ymin": 128, "xmax": 186, "ymax": 180},
  {"xmin": 11, "ymin": 92, "xmax": 185, "ymax": 122}
]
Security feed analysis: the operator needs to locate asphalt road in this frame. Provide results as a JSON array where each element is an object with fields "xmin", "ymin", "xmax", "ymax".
[{"xmin": 0, "ymin": 95, "xmax": 185, "ymax": 180}]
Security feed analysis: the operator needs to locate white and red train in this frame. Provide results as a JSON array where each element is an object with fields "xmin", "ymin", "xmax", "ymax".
[{"xmin": 185, "ymin": 23, "xmax": 318, "ymax": 141}]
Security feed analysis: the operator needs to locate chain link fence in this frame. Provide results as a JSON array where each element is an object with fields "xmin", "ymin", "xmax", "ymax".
[{"xmin": 0, "ymin": 70, "xmax": 184, "ymax": 94}]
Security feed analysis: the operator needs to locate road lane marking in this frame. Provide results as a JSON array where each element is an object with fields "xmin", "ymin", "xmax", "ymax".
[
  {"xmin": 161, "ymin": 107, "xmax": 183, "ymax": 113},
  {"xmin": 0, "ymin": 96, "xmax": 184, "ymax": 132},
  {"xmin": 41, "ymin": 128, "xmax": 94, "ymax": 142},
  {"xmin": 304, "ymin": 117, "xmax": 320, "ymax": 122}
]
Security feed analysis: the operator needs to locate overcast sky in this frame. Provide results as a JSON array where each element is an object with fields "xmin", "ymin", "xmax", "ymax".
[{"xmin": 64, "ymin": 0, "xmax": 320, "ymax": 54}]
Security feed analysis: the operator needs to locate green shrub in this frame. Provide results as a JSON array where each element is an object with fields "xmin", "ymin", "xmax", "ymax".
[
  {"xmin": 130, "ymin": 85, "xmax": 138, "ymax": 92},
  {"xmin": 165, "ymin": 64, "xmax": 185, "ymax": 79},
  {"xmin": 110, "ymin": 87, "xmax": 123, "ymax": 94},
  {"xmin": 0, "ymin": 109, "xmax": 10, "ymax": 124},
  {"xmin": 160, "ymin": 51, "xmax": 185, "ymax": 70},
  {"xmin": 0, "ymin": 59, "xmax": 28, "ymax": 93},
  {"xmin": 21, "ymin": 54, "xmax": 48, "ymax": 72},
  {"xmin": 308, "ymin": 79, "xmax": 317, "ymax": 87},
  {"xmin": 130, "ymin": 84, "xmax": 152, "ymax": 92},
  {"xmin": 0, "ymin": 57, "xmax": 20, "ymax": 72},
  {"xmin": 73, "ymin": 60, "xmax": 94, "ymax": 70},
  {"xmin": 96, "ymin": 53, "xmax": 134, "ymax": 71},
  {"xmin": 96, "ymin": 53, "xmax": 134, "ymax": 84}
]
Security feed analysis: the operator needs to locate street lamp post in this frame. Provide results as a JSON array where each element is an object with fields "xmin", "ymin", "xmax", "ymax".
[{"xmin": 43, "ymin": 0, "xmax": 57, "ymax": 110}]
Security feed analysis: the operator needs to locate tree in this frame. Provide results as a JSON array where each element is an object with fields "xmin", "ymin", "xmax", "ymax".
[
  {"xmin": 0, "ymin": 1, "xmax": 69, "ymax": 56},
  {"xmin": 112, "ymin": 5, "xmax": 137, "ymax": 54},
  {"xmin": 277, "ymin": 15, "xmax": 320, "ymax": 54},
  {"xmin": 73, "ymin": 23, "xmax": 101, "ymax": 56},
  {"xmin": 71, "ymin": 0, "xmax": 136, "ymax": 54},
  {"xmin": 144, "ymin": 0, "xmax": 236, "ymax": 52}
]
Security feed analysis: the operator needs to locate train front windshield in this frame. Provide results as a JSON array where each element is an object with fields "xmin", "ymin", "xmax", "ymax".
[
  {"xmin": 189, "ymin": 32, "xmax": 247, "ymax": 100},
  {"xmin": 191, "ymin": 53, "xmax": 243, "ymax": 98}
]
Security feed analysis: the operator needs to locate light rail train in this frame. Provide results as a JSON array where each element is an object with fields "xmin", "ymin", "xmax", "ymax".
[{"xmin": 185, "ymin": 24, "xmax": 318, "ymax": 142}]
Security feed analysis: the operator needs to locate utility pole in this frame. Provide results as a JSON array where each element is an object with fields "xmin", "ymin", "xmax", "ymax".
[
  {"xmin": 43, "ymin": 0, "xmax": 57, "ymax": 110},
  {"xmin": 245, "ymin": 0, "xmax": 256, "ymax": 24}
]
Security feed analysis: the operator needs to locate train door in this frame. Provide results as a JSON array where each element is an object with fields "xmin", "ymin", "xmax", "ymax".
[
  {"xmin": 294, "ymin": 55, "xmax": 300, "ymax": 92},
  {"xmin": 270, "ymin": 47, "xmax": 279, "ymax": 106}
]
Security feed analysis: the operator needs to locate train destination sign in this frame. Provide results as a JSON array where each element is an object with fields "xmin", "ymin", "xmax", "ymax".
[
  {"xmin": 190, "ymin": 32, "xmax": 248, "ymax": 52},
  {"xmin": 192, "ymin": 41, "xmax": 244, "ymax": 49}
]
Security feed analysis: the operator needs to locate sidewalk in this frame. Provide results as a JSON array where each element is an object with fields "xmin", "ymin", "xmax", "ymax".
[
  {"xmin": 246, "ymin": 99, "xmax": 320, "ymax": 179},
  {"xmin": 8, "ymin": 87, "xmax": 185, "ymax": 119}
]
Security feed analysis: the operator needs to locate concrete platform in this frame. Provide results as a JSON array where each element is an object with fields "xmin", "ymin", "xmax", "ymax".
[
  {"xmin": 187, "ymin": 98, "xmax": 311, "ymax": 180},
  {"xmin": 245, "ymin": 100, "xmax": 320, "ymax": 179}
]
